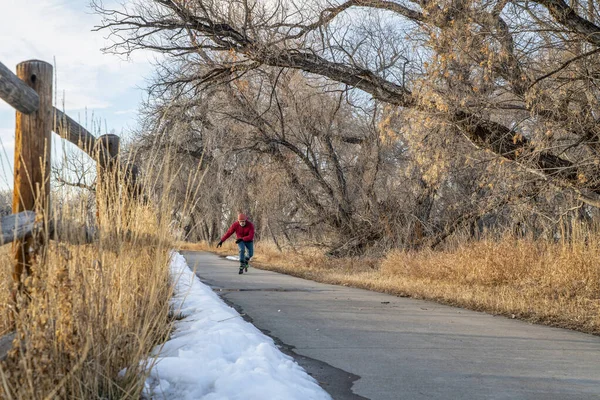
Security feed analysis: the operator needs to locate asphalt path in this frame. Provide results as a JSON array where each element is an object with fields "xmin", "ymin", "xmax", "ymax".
[{"xmin": 181, "ymin": 251, "xmax": 600, "ymax": 400}]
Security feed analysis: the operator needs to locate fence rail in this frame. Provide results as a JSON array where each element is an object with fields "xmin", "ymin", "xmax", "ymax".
[
  {"xmin": 0, "ymin": 211, "xmax": 36, "ymax": 246},
  {"xmin": 0, "ymin": 61, "xmax": 39, "ymax": 114},
  {"xmin": 54, "ymin": 108, "xmax": 97, "ymax": 156},
  {"xmin": 1, "ymin": 61, "xmax": 101, "ymax": 158},
  {"xmin": 0, "ymin": 59, "xmax": 142, "ymax": 280}
]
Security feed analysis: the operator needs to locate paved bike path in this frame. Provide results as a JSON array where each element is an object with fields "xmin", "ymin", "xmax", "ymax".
[{"xmin": 182, "ymin": 251, "xmax": 600, "ymax": 400}]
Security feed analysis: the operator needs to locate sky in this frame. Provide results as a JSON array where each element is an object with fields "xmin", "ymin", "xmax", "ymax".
[
  {"xmin": 142, "ymin": 252, "xmax": 332, "ymax": 400},
  {"xmin": 0, "ymin": 0, "xmax": 155, "ymax": 190}
]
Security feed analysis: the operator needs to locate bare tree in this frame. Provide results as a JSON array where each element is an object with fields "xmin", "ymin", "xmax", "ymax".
[
  {"xmin": 93, "ymin": 0, "xmax": 600, "ymax": 252},
  {"xmin": 92, "ymin": 0, "xmax": 600, "ymax": 205},
  {"xmin": 0, "ymin": 190, "xmax": 11, "ymax": 217}
]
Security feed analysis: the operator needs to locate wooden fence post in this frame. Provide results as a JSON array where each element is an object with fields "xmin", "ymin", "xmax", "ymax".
[
  {"xmin": 12, "ymin": 60, "xmax": 53, "ymax": 284},
  {"xmin": 97, "ymin": 134, "xmax": 120, "ymax": 171},
  {"xmin": 96, "ymin": 134, "xmax": 121, "ymax": 227}
]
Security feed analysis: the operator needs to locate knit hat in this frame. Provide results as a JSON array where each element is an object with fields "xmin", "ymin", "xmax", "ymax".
[{"xmin": 238, "ymin": 213, "xmax": 247, "ymax": 221}]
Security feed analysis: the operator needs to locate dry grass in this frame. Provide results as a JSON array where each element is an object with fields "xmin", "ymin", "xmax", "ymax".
[
  {"xmin": 178, "ymin": 232, "xmax": 600, "ymax": 335},
  {"xmin": 0, "ymin": 246, "xmax": 12, "ymax": 336},
  {"xmin": 378, "ymin": 236, "xmax": 600, "ymax": 333},
  {"xmin": 0, "ymin": 90, "xmax": 211, "ymax": 398},
  {"xmin": 0, "ymin": 188, "xmax": 175, "ymax": 399}
]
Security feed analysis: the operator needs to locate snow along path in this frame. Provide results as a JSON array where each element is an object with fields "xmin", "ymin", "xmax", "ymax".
[{"xmin": 143, "ymin": 252, "xmax": 332, "ymax": 400}]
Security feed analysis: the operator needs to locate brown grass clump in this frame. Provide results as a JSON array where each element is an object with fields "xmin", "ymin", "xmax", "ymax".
[
  {"xmin": 0, "ymin": 189, "xmax": 175, "ymax": 399},
  {"xmin": 380, "ymin": 236, "xmax": 600, "ymax": 332},
  {"xmin": 178, "ymin": 232, "xmax": 600, "ymax": 335}
]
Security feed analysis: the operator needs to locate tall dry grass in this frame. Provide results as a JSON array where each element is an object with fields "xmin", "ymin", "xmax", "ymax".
[
  {"xmin": 379, "ymin": 233, "xmax": 600, "ymax": 333},
  {"xmin": 0, "ymin": 158, "xmax": 179, "ymax": 399},
  {"xmin": 179, "ymin": 227, "xmax": 600, "ymax": 335},
  {"xmin": 0, "ymin": 247, "xmax": 12, "ymax": 336}
]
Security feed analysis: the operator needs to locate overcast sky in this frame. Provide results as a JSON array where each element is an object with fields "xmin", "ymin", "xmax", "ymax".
[{"xmin": 0, "ymin": 0, "xmax": 154, "ymax": 190}]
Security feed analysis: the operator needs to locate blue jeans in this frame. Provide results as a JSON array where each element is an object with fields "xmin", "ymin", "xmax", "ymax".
[{"xmin": 238, "ymin": 241, "xmax": 254, "ymax": 264}]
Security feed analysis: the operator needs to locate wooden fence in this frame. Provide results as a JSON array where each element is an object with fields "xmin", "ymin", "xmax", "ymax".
[{"xmin": 0, "ymin": 59, "xmax": 138, "ymax": 285}]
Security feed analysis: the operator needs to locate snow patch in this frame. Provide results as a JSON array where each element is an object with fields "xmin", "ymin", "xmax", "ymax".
[{"xmin": 144, "ymin": 252, "xmax": 332, "ymax": 400}]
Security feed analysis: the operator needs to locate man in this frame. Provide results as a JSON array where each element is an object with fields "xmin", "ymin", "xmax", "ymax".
[{"xmin": 217, "ymin": 213, "xmax": 255, "ymax": 274}]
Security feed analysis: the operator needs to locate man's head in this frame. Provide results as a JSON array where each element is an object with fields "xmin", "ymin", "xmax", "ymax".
[{"xmin": 238, "ymin": 213, "xmax": 247, "ymax": 226}]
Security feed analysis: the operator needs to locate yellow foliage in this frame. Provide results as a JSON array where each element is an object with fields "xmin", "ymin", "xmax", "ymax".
[{"xmin": 512, "ymin": 133, "xmax": 524, "ymax": 144}]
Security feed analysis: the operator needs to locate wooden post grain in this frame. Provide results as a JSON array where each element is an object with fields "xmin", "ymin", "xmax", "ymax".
[
  {"xmin": 12, "ymin": 60, "xmax": 53, "ymax": 284},
  {"xmin": 96, "ymin": 134, "xmax": 120, "ymax": 170},
  {"xmin": 0, "ymin": 61, "xmax": 39, "ymax": 114},
  {"xmin": 95, "ymin": 134, "xmax": 121, "ymax": 227},
  {"xmin": 53, "ymin": 107, "xmax": 97, "ymax": 157}
]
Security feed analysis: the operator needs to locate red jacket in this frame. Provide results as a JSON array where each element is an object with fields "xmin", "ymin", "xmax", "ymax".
[{"xmin": 221, "ymin": 220, "xmax": 255, "ymax": 243}]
